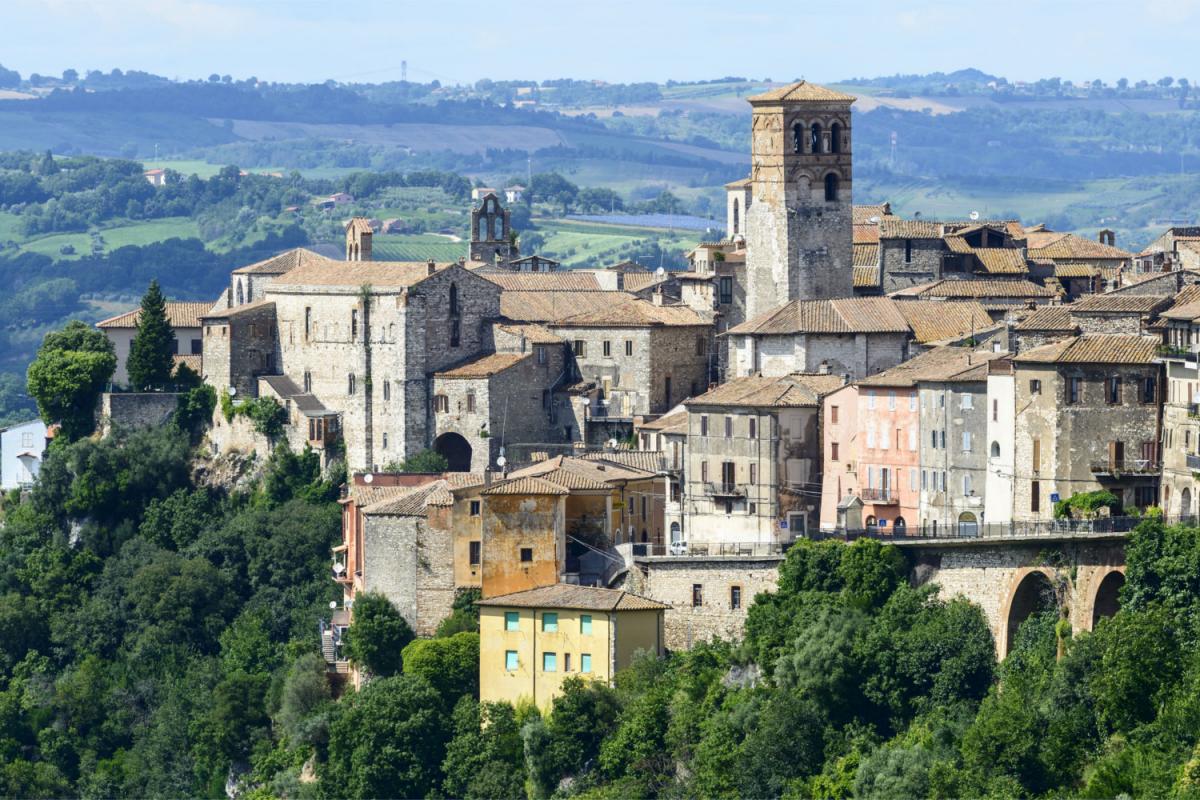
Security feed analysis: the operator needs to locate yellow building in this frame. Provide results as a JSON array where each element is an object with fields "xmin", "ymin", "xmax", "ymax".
[{"xmin": 478, "ymin": 584, "xmax": 667, "ymax": 709}]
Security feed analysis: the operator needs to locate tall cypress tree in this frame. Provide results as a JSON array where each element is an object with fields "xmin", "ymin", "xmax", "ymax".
[{"xmin": 126, "ymin": 279, "xmax": 175, "ymax": 390}]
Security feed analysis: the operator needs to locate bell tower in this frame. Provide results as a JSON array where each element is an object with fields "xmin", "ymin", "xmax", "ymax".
[
  {"xmin": 743, "ymin": 81, "xmax": 855, "ymax": 320},
  {"xmin": 469, "ymin": 192, "xmax": 516, "ymax": 268}
]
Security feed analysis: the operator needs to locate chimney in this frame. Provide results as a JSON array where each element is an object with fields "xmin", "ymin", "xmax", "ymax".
[
  {"xmin": 427, "ymin": 259, "xmax": 436, "ymax": 276},
  {"xmin": 817, "ymin": 361, "xmax": 831, "ymax": 375},
  {"xmin": 616, "ymin": 272, "xmax": 625, "ymax": 291},
  {"xmin": 652, "ymin": 288, "xmax": 665, "ymax": 306}
]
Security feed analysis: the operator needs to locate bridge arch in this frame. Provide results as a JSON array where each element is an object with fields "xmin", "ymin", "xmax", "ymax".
[
  {"xmin": 1090, "ymin": 569, "xmax": 1125, "ymax": 628},
  {"xmin": 1001, "ymin": 568, "xmax": 1058, "ymax": 656},
  {"xmin": 434, "ymin": 431, "xmax": 473, "ymax": 472}
]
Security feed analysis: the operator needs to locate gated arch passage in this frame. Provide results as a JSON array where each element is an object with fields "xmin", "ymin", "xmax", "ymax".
[
  {"xmin": 1005, "ymin": 570, "xmax": 1057, "ymax": 656},
  {"xmin": 1091, "ymin": 570, "xmax": 1125, "ymax": 627},
  {"xmin": 434, "ymin": 432, "xmax": 473, "ymax": 472}
]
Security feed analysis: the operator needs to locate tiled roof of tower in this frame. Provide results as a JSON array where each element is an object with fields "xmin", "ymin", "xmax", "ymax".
[
  {"xmin": 97, "ymin": 301, "xmax": 211, "ymax": 329},
  {"xmin": 858, "ymin": 346, "xmax": 1009, "ymax": 387},
  {"xmin": 878, "ymin": 219, "xmax": 944, "ymax": 239},
  {"xmin": 1014, "ymin": 335, "xmax": 1159, "ymax": 365},
  {"xmin": 435, "ymin": 352, "xmax": 529, "ymax": 379},
  {"xmin": 973, "ymin": 248, "xmax": 1029, "ymax": 275},
  {"xmin": 500, "ymin": 291, "xmax": 635, "ymax": 323},
  {"xmin": 477, "ymin": 583, "xmax": 669, "ymax": 611},
  {"xmin": 1026, "ymin": 232, "xmax": 1132, "ymax": 260},
  {"xmin": 1069, "ymin": 294, "xmax": 1170, "ymax": 314},
  {"xmin": 553, "ymin": 298, "xmax": 708, "ymax": 327},
  {"xmin": 481, "ymin": 476, "xmax": 570, "ymax": 496},
  {"xmin": 686, "ymin": 373, "xmax": 846, "ymax": 408},
  {"xmin": 346, "ymin": 217, "xmax": 373, "ymax": 235},
  {"xmin": 1013, "ymin": 306, "xmax": 1078, "ymax": 331},
  {"xmin": 636, "ymin": 409, "xmax": 688, "ymax": 434},
  {"xmin": 232, "ymin": 248, "xmax": 327, "ymax": 275},
  {"xmin": 481, "ymin": 272, "xmax": 602, "ymax": 291},
  {"xmin": 895, "ymin": 301, "xmax": 993, "ymax": 343},
  {"xmin": 727, "ymin": 297, "xmax": 910, "ymax": 336},
  {"xmin": 890, "ymin": 279, "xmax": 1056, "ymax": 299},
  {"xmin": 747, "ymin": 80, "xmax": 856, "ymax": 103},
  {"xmin": 362, "ymin": 480, "xmax": 453, "ymax": 515}
]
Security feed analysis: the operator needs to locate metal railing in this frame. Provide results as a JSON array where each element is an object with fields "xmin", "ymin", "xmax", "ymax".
[
  {"xmin": 1158, "ymin": 345, "xmax": 1199, "ymax": 362},
  {"xmin": 1188, "ymin": 453, "xmax": 1200, "ymax": 470},
  {"xmin": 815, "ymin": 514, "xmax": 1190, "ymax": 543},
  {"xmin": 1089, "ymin": 459, "xmax": 1161, "ymax": 476},
  {"xmin": 1190, "ymin": 404, "xmax": 1200, "ymax": 419},
  {"xmin": 704, "ymin": 482, "xmax": 747, "ymax": 497},
  {"xmin": 860, "ymin": 487, "xmax": 897, "ymax": 504},
  {"xmin": 634, "ymin": 540, "xmax": 795, "ymax": 558}
]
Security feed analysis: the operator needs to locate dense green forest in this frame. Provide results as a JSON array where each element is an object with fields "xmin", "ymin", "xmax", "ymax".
[{"xmin": 6, "ymin": 395, "xmax": 1200, "ymax": 798}]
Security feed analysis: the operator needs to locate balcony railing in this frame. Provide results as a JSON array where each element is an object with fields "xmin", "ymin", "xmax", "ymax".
[
  {"xmin": 1090, "ymin": 459, "xmax": 1161, "ymax": 476},
  {"xmin": 1188, "ymin": 453, "xmax": 1200, "ymax": 470},
  {"xmin": 817, "ymin": 514, "xmax": 1186, "ymax": 543},
  {"xmin": 634, "ymin": 540, "xmax": 795, "ymax": 558},
  {"xmin": 1190, "ymin": 404, "xmax": 1200, "ymax": 419},
  {"xmin": 860, "ymin": 487, "xmax": 898, "ymax": 504},
  {"xmin": 1158, "ymin": 345, "xmax": 1199, "ymax": 362},
  {"xmin": 704, "ymin": 482, "xmax": 747, "ymax": 497}
]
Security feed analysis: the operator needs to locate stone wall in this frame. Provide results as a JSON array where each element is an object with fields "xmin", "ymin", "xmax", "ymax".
[
  {"xmin": 1073, "ymin": 312, "xmax": 1144, "ymax": 336},
  {"xmin": 481, "ymin": 492, "xmax": 564, "ymax": 598},
  {"xmin": 880, "ymin": 238, "xmax": 944, "ymax": 293},
  {"xmin": 97, "ymin": 392, "xmax": 180, "ymax": 436},
  {"xmin": 729, "ymin": 332, "xmax": 908, "ymax": 381},
  {"xmin": 624, "ymin": 556, "xmax": 783, "ymax": 650},
  {"xmin": 360, "ymin": 507, "xmax": 455, "ymax": 637}
]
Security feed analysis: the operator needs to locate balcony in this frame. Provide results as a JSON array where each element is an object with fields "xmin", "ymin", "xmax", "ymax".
[
  {"xmin": 1190, "ymin": 404, "xmax": 1200, "ymax": 419},
  {"xmin": 1158, "ymin": 344, "xmax": 1199, "ymax": 363},
  {"xmin": 1090, "ymin": 459, "xmax": 1161, "ymax": 477},
  {"xmin": 634, "ymin": 540, "xmax": 795, "ymax": 558},
  {"xmin": 861, "ymin": 487, "xmax": 898, "ymax": 504},
  {"xmin": 704, "ymin": 482, "xmax": 747, "ymax": 498},
  {"xmin": 1188, "ymin": 453, "xmax": 1200, "ymax": 471}
]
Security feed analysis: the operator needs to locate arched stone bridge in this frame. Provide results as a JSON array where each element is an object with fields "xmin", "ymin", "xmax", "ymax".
[{"xmin": 902, "ymin": 534, "xmax": 1126, "ymax": 656}]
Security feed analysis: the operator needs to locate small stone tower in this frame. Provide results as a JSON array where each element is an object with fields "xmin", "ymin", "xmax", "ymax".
[
  {"xmin": 346, "ymin": 217, "xmax": 373, "ymax": 261},
  {"xmin": 743, "ymin": 81, "xmax": 855, "ymax": 320},
  {"xmin": 470, "ymin": 192, "xmax": 517, "ymax": 268}
]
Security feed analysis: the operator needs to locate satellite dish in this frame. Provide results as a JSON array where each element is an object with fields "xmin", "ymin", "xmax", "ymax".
[
  {"xmin": 606, "ymin": 438, "xmax": 618, "ymax": 449},
  {"xmin": 363, "ymin": 473, "xmax": 374, "ymax": 484},
  {"xmin": 868, "ymin": 215, "xmax": 880, "ymax": 224},
  {"xmin": 329, "ymin": 600, "xmax": 338, "ymax": 609},
  {"xmin": 655, "ymin": 266, "xmax": 666, "ymax": 277},
  {"xmin": 969, "ymin": 210, "xmax": 980, "ymax": 221},
  {"xmin": 499, "ymin": 446, "xmax": 506, "ymax": 456},
  {"xmin": 227, "ymin": 386, "xmax": 237, "ymax": 397},
  {"xmin": 580, "ymin": 398, "xmax": 591, "ymax": 407},
  {"xmin": 496, "ymin": 456, "xmax": 507, "ymax": 467}
]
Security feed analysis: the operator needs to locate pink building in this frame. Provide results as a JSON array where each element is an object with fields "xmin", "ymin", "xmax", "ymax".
[{"xmin": 820, "ymin": 370, "xmax": 921, "ymax": 533}]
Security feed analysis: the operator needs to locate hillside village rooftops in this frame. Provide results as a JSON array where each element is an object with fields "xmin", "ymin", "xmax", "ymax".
[
  {"xmin": 878, "ymin": 219, "xmax": 944, "ymax": 239},
  {"xmin": 508, "ymin": 454, "xmax": 655, "ymax": 486},
  {"xmin": 857, "ymin": 346, "xmax": 1009, "ymax": 388},
  {"xmin": 1013, "ymin": 306, "xmax": 1078, "ymax": 331},
  {"xmin": 477, "ymin": 583, "xmax": 669, "ymax": 611},
  {"xmin": 435, "ymin": 352, "xmax": 530, "ymax": 379},
  {"xmin": 686, "ymin": 373, "xmax": 846, "ymax": 409},
  {"xmin": 727, "ymin": 297, "xmax": 910, "ymax": 336},
  {"xmin": 747, "ymin": 80, "xmax": 856, "ymax": 104},
  {"xmin": 972, "ymin": 248, "xmax": 1030, "ymax": 275},
  {"xmin": 97, "ymin": 301, "xmax": 211, "ymax": 329},
  {"xmin": 1068, "ymin": 293, "xmax": 1170, "ymax": 314},
  {"xmin": 1014, "ymin": 335, "xmax": 1159, "ymax": 365},
  {"xmin": 499, "ymin": 290, "xmax": 635, "ymax": 323},
  {"xmin": 580, "ymin": 451, "xmax": 671, "ymax": 472}
]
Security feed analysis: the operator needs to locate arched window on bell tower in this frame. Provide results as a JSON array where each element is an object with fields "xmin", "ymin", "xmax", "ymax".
[
  {"xmin": 732, "ymin": 198, "xmax": 740, "ymax": 235},
  {"xmin": 824, "ymin": 173, "xmax": 840, "ymax": 202},
  {"xmin": 830, "ymin": 122, "xmax": 842, "ymax": 154},
  {"xmin": 792, "ymin": 123, "xmax": 804, "ymax": 154},
  {"xmin": 810, "ymin": 122, "xmax": 823, "ymax": 154}
]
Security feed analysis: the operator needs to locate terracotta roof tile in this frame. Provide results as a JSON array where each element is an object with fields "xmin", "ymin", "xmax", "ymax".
[
  {"xmin": 878, "ymin": 218, "xmax": 944, "ymax": 239},
  {"xmin": 686, "ymin": 373, "xmax": 846, "ymax": 408},
  {"xmin": 552, "ymin": 298, "xmax": 707, "ymax": 328},
  {"xmin": 747, "ymin": 80, "xmax": 856, "ymax": 103},
  {"xmin": 728, "ymin": 297, "xmax": 910, "ymax": 336},
  {"xmin": 482, "ymin": 272, "xmax": 601, "ymax": 291},
  {"xmin": 853, "ymin": 264, "xmax": 881, "ymax": 286},
  {"xmin": 477, "ymin": 583, "xmax": 668, "ymax": 611},
  {"xmin": 636, "ymin": 409, "xmax": 689, "ymax": 434},
  {"xmin": 362, "ymin": 480, "xmax": 452, "ymax": 516},
  {"xmin": 973, "ymin": 248, "xmax": 1029, "ymax": 275},
  {"xmin": 97, "ymin": 301, "xmax": 211, "ymax": 329},
  {"xmin": 496, "ymin": 322, "xmax": 564, "ymax": 344},
  {"xmin": 895, "ymin": 301, "xmax": 993, "ymax": 343},
  {"xmin": 1014, "ymin": 335, "xmax": 1159, "ymax": 365},
  {"xmin": 852, "ymin": 204, "xmax": 893, "ymax": 225},
  {"xmin": 436, "ymin": 352, "xmax": 529, "ymax": 379},
  {"xmin": 853, "ymin": 224, "xmax": 881, "ymax": 244},
  {"xmin": 481, "ymin": 476, "xmax": 570, "ymax": 495},
  {"xmin": 1026, "ymin": 231, "xmax": 1132, "ymax": 260},
  {"xmin": 1069, "ymin": 294, "xmax": 1170, "ymax": 314},
  {"xmin": 858, "ymin": 346, "xmax": 1008, "ymax": 387},
  {"xmin": 853, "ymin": 244, "xmax": 879, "ymax": 267},
  {"xmin": 890, "ymin": 279, "xmax": 1055, "ymax": 299},
  {"xmin": 500, "ymin": 291, "xmax": 635, "ymax": 323},
  {"xmin": 1013, "ymin": 306, "xmax": 1078, "ymax": 331},
  {"xmin": 580, "ymin": 451, "xmax": 670, "ymax": 471},
  {"xmin": 231, "ymin": 248, "xmax": 327, "ymax": 275}
]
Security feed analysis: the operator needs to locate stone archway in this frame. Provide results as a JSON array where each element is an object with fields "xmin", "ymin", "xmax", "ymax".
[
  {"xmin": 1182, "ymin": 487, "xmax": 1193, "ymax": 522},
  {"xmin": 1003, "ymin": 570, "xmax": 1057, "ymax": 656},
  {"xmin": 434, "ymin": 432, "xmax": 473, "ymax": 472},
  {"xmin": 1091, "ymin": 570, "xmax": 1126, "ymax": 628}
]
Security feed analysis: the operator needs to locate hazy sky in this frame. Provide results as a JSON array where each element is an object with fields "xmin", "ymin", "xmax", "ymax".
[{"xmin": 3, "ymin": 0, "xmax": 1197, "ymax": 87}]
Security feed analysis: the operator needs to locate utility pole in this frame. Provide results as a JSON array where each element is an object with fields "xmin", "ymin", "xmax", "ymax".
[{"xmin": 401, "ymin": 60, "xmax": 407, "ymax": 82}]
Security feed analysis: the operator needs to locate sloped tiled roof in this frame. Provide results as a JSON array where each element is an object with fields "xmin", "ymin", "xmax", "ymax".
[
  {"xmin": 636, "ymin": 409, "xmax": 689, "ymax": 434},
  {"xmin": 97, "ymin": 301, "xmax": 211, "ymax": 329},
  {"xmin": 482, "ymin": 272, "xmax": 602, "ymax": 291},
  {"xmin": 362, "ymin": 480, "xmax": 452, "ymax": 516},
  {"xmin": 853, "ymin": 265, "xmax": 881, "ymax": 287},
  {"xmin": 509, "ymin": 454, "xmax": 654, "ymax": 486},
  {"xmin": 553, "ymin": 298, "xmax": 708, "ymax": 328},
  {"xmin": 853, "ymin": 244, "xmax": 880, "ymax": 267},
  {"xmin": 477, "ymin": 583, "xmax": 669, "ymax": 611},
  {"xmin": 853, "ymin": 224, "xmax": 881, "ymax": 244},
  {"xmin": 274, "ymin": 257, "xmax": 455, "ymax": 288},
  {"xmin": 891, "ymin": 279, "xmax": 1056, "ymax": 299},
  {"xmin": 481, "ymin": 476, "xmax": 570, "ymax": 496},
  {"xmin": 747, "ymin": 80, "xmax": 856, "ymax": 103},
  {"xmin": 858, "ymin": 346, "xmax": 1009, "ymax": 387},
  {"xmin": 1069, "ymin": 294, "xmax": 1170, "ymax": 314},
  {"xmin": 1159, "ymin": 300, "xmax": 1200, "ymax": 322},
  {"xmin": 686, "ymin": 373, "xmax": 845, "ymax": 408},
  {"xmin": 231, "ymin": 248, "xmax": 327, "ymax": 275},
  {"xmin": 495, "ymin": 322, "xmax": 564, "ymax": 344},
  {"xmin": 1014, "ymin": 335, "xmax": 1159, "ymax": 365},
  {"xmin": 1026, "ymin": 232, "xmax": 1132, "ymax": 260},
  {"xmin": 852, "ymin": 204, "xmax": 892, "ymax": 225},
  {"xmin": 973, "ymin": 248, "xmax": 1029, "ymax": 275},
  {"xmin": 500, "ymin": 291, "xmax": 635, "ymax": 323},
  {"xmin": 436, "ymin": 352, "xmax": 529, "ymax": 379},
  {"xmin": 879, "ymin": 219, "xmax": 944, "ymax": 239},
  {"xmin": 622, "ymin": 272, "xmax": 671, "ymax": 292},
  {"xmin": 1053, "ymin": 262, "xmax": 1099, "ymax": 278},
  {"xmin": 1013, "ymin": 306, "xmax": 1078, "ymax": 332},
  {"xmin": 895, "ymin": 301, "xmax": 993, "ymax": 343},
  {"xmin": 200, "ymin": 298, "xmax": 276, "ymax": 320},
  {"xmin": 728, "ymin": 297, "xmax": 910, "ymax": 336}
]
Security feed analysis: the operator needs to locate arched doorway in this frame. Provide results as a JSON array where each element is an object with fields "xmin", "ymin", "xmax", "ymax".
[
  {"xmin": 1092, "ymin": 571, "xmax": 1125, "ymax": 628},
  {"xmin": 433, "ymin": 432, "xmax": 473, "ymax": 472},
  {"xmin": 958, "ymin": 511, "xmax": 978, "ymax": 537},
  {"xmin": 1182, "ymin": 487, "xmax": 1193, "ymax": 522},
  {"xmin": 893, "ymin": 516, "xmax": 907, "ymax": 535},
  {"xmin": 1006, "ymin": 571, "xmax": 1057, "ymax": 656}
]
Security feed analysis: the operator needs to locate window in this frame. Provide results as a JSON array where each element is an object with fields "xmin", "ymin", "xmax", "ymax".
[
  {"xmin": 564, "ymin": 653, "xmax": 573, "ymax": 672},
  {"xmin": 1031, "ymin": 480, "xmax": 1041, "ymax": 513},
  {"xmin": 721, "ymin": 461, "xmax": 735, "ymax": 489},
  {"xmin": 542, "ymin": 612, "xmax": 558, "ymax": 632},
  {"xmin": 811, "ymin": 122, "xmax": 822, "ymax": 153},
  {"xmin": 719, "ymin": 276, "xmax": 733, "ymax": 304},
  {"xmin": 991, "ymin": 441, "xmax": 1001, "ymax": 458},
  {"xmin": 382, "ymin": 433, "xmax": 388, "ymax": 450},
  {"xmin": 504, "ymin": 611, "xmax": 519, "ymax": 631},
  {"xmin": 922, "ymin": 470, "xmax": 928, "ymax": 490},
  {"xmin": 910, "ymin": 468, "xmax": 918, "ymax": 491},
  {"xmin": 470, "ymin": 541, "xmax": 481, "ymax": 566},
  {"xmin": 573, "ymin": 340, "xmax": 586, "ymax": 357},
  {"xmin": 470, "ymin": 500, "xmax": 481, "ymax": 516},
  {"xmin": 304, "ymin": 307, "xmax": 312, "ymax": 340},
  {"xmin": 792, "ymin": 122, "xmax": 804, "ymax": 153},
  {"xmin": 1107, "ymin": 376, "xmax": 1122, "ymax": 404},
  {"xmin": 961, "ymin": 431, "xmax": 972, "ymax": 452},
  {"xmin": 435, "ymin": 394, "xmax": 449, "ymax": 413},
  {"xmin": 867, "ymin": 429, "xmax": 876, "ymax": 448},
  {"xmin": 940, "ymin": 430, "xmax": 946, "ymax": 449},
  {"xmin": 603, "ymin": 340, "xmax": 612, "ymax": 357},
  {"xmin": 449, "ymin": 283, "xmax": 459, "ymax": 316},
  {"xmin": 724, "ymin": 416, "xmax": 733, "ymax": 438},
  {"xmin": 830, "ymin": 405, "xmax": 839, "ymax": 424},
  {"xmin": 700, "ymin": 415, "xmax": 708, "ymax": 436},
  {"xmin": 830, "ymin": 121, "xmax": 842, "ymax": 153},
  {"xmin": 1142, "ymin": 377, "xmax": 1157, "ymax": 404},
  {"xmin": 543, "ymin": 652, "xmax": 557, "ymax": 672},
  {"xmin": 505, "ymin": 650, "xmax": 519, "ymax": 671},
  {"xmin": 450, "ymin": 319, "xmax": 460, "ymax": 348},
  {"xmin": 664, "ymin": 376, "xmax": 672, "ymax": 403},
  {"xmin": 1068, "ymin": 377, "xmax": 1081, "ymax": 404},
  {"xmin": 749, "ymin": 417, "xmax": 757, "ymax": 439},
  {"xmin": 701, "ymin": 461, "xmax": 708, "ymax": 482},
  {"xmin": 963, "ymin": 475, "xmax": 972, "ymax": 496},
  {"xmin": 692, "ymin": 584, "xmax": 703, "ymax": 607},
  {"xmin": 383, "ymin": 381, "xmax": 390, "ymax": 401},
  {"xmin": 909, "ymin": 394, "xmax": 918, "ymax": 412},
  {"xmin": 908, "ymin": 427, "xmax": 917, "ymax": 450},
  {"xmin": 351, "ymin": 309, "xmax": 358, "ymax": 340},
  {"xmin": 520, "ymin": 547, "xmax": 533, "ymax": 563},
  {"xmin": 466, "ymin": 392, "xmax": 476, "ymax": 413},
  {"xmin": 536, "ymin": 345, "xmax": 547, "ymax": 365},
  {"xmin": 581, "ymin": 653, "xmax": 592, "ymax": 673},
  {"xmin": 961, "ymin": 393, "xmax": 973, "ymax": 409},
  {"xmin": 695, "ymin": 336, "xmax": 706, "ymax": 356},
  {"xmin": 730, "ymin": 586, "xmax": 742, "ymax": 610},
  {"xmin": 866, "ymin": 390, "xmax": 876, "ymax": 409},
  {"xmin": 993, "ymin": 399, "xmax": 998, "ymax": 421},
  {"xmin": 303, "ymin": 371, "xmax": 312, "ymax": 392},
  {"xmin": 580, "ymin": 614, "xmax": 592, "ymax": 635},
  {"xmin": 191, "ymin": 338, "xmax": 202, "ymax": 355},
  {"xmin": 348, "ymin": 374, "xmax": 356, "ymax": 395},
  {"xmin": 1032, "ymin": 438, "xmax": 1041, "ymax": 471},
  {"xmin": 21, "ymin": 432, "xmax": 33, "ymax": 448},
  {"xmin": 888, "ymin": 391, "xmax": 896, "ymax": 410},
  {"xmin": 831, "ymin": 442, "xmax": 840, "ymax": 461},
  {"xmin": 749, "ymin": 464, "xmax": 757, "ymax": 485},
  {"xmin": 904, "ymin": 239, "xmax": 913, "ymax": 264},
  {"xmin": 930, "ymin": 430, "xmax": 938, "ymax": 449},
  {"xmin": 1030, "ymin": 379, "xmax": 1041, "ymax": 394},
  {"xmin": 625, "ymin": 340, "xmax": 633, "ymax": 356}
]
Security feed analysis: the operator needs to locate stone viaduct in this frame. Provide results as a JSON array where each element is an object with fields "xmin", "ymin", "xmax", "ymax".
[{"xmin": 903, "ymin": 533, "xmax": 1127, "ymax": 656}]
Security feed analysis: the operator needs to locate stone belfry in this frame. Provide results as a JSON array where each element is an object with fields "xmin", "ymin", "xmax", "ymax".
[
  {"xmin": 743, "ymin": 81, "xmax": 855, "ymax": 320},
  {"xmin": 469, "ymin": 192, "xmax": 517, "ymax": 268}
]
